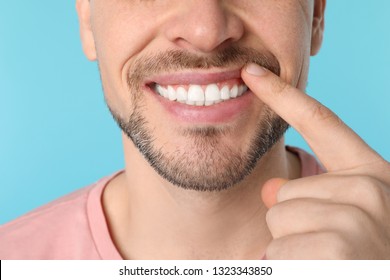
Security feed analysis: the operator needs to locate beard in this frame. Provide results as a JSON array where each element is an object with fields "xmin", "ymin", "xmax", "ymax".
[{"xmin": 105, "ymin": 46, "xmax": 289, "ymax": 192}]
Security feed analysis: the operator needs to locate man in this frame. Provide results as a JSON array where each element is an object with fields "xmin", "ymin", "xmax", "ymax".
[{"xmin": 1, "ymin": 0, "xmax": 389, "ymax": 259}]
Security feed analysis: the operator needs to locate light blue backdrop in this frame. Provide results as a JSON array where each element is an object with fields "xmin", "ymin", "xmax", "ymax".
[{"xmin": 1, "ymin": 1, "xmax": 389, "ymax": 224}]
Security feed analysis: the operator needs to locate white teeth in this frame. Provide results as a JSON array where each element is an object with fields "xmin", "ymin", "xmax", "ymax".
[
  {"xmin": 156, "ymin": 84, "xmax": 168, "ymax": 98},
  {"xmin": 176, "ymin": 87, "xmax": 187, "ymax": 102},
  {"xmin": 187, "ymin": 86, "xmax": 206, "ymax": 106},
  {"xmin": 238, "ymin": 85, "xmax": 245, "ymax": 97},
  {"xmin": 155, "ymin": 83, "xmax": 248, "ymax": 106},
  {"xmin": 205, "ymin": 84, "xmax": 220, "ymax": 102},
  {"xmin": 188, "ymin": 85, "xmax": 204, "ymax": 103},
  {"xmin": 230, "ymin": 85, "xmax": 238, "ymax": 98},
  {"xmin": 168, "ymin": 86, "xmax": 176, "ymax": 101},
  {"xmin": 221, "ymin": 85, "xmax": 230, "ymax": 100}
]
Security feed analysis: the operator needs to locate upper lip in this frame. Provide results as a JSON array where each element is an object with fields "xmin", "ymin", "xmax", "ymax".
[{"xmin": 145, "ymin": 68, "xmax": 243, "ymax": 86}]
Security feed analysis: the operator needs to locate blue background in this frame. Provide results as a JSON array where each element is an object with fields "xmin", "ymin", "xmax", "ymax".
[{"xmin": 1, "ymin": 1, "xmax": 389, "ymax": 224}]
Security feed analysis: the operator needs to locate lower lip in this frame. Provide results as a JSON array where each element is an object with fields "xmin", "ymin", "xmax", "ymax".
[{"xmin": 146, "ymin": 86, "xmax": 255, "ymax": 124}]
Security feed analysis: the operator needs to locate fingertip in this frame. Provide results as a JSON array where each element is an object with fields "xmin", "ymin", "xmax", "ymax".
[
  {"xmin": 244, "ymin": 63, "xmax": 269, "ymax": 77},
  {"xmin": 241, "ymin": 63, "xmax": 279, "ymax": 103},
  {"xmin": 261, "ymin": 178, "xmax": 289, "ymax": 209}
]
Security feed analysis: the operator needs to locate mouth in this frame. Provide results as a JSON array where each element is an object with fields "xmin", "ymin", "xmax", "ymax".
[
  {"xmin": 144, "ymin": 69, "xmax": 255, "ymax": 123},
  {"xmin": 146, "ymin": 69, "xmax": 249, "ymax": 106}
]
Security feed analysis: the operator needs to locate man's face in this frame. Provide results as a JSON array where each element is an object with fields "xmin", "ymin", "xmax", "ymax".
[{"xmin": 77, "ymin": 0, "xmax": 324, "ymax": 191}]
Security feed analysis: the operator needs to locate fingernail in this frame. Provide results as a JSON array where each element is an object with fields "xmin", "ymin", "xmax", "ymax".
[{"xmin": 245, "ymin": 63, "xmax": 268, "ymax": 76}]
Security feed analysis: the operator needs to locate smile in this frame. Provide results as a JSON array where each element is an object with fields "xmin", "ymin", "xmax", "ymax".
[
  {"xmin": 145, "ymin": 70, "xmax": 254, "ymax": 123},
  {"xmin": 153, "ymin": 82, "xmax": 248, "ymax": 106}
]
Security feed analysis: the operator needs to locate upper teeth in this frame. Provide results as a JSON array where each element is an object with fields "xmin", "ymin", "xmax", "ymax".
[{"xmin": 155, "ymin": 83, "xmax": 248, "ymax": 106}]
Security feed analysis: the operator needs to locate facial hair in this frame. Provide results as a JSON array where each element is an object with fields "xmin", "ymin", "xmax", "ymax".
[{"xmin": 105, "ymin": 47, "xmax": 289, "ymax": 192}]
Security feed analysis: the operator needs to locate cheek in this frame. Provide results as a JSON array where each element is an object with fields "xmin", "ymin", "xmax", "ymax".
[
  {"xmin": 90, "ymin": 3, "xmax": 162, "ymax": 113},
  {"xmin": 275, "ymin": 21, "xmax": 311, "ymax": 90},
  {"xmin": 244, "ymin": 2, "xmax": 312, "ymax": 87}
]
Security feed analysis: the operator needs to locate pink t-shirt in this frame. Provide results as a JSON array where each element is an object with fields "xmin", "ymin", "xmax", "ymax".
[{"xmin": 0, "ymin": 147, "xmax": 324, "ymax": 260}]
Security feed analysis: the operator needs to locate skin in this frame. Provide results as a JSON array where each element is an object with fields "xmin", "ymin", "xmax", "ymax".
[
  {"xmin": 243, "ymin": 64, "xmax": 390, "ymax": 259},
  {"xmin": 76, "ymin": 0, "xmax": 390, "ymax": 259}
]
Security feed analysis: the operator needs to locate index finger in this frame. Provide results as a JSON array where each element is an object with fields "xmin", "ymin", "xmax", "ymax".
[{"xmin": 241, "ymin": 63, "xmax": 381, "ymax": 171}]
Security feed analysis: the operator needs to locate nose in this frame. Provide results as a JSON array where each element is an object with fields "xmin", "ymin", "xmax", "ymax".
[{"xmin": 164, "ymin": 0, "xmax": 245, "ymax": 53}]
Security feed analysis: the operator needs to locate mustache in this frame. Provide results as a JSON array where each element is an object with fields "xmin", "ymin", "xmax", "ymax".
[{"xmin": 127, "ymin": 46, "xmax": 280, "ymax": 89}]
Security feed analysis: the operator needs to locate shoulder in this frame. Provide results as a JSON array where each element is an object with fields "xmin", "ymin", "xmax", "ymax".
[{"xmin": 0, "ymin": 175, "xmax": 114, "ymax": 260}]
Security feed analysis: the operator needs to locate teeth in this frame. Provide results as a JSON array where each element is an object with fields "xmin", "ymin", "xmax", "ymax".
[
  {"xmin": 205, "ymin": 84, "xmax": 220, "ymax": 102},
  {"xmin": 156, "ymin": 85, "xmax": 168, "ymax": 99},
  {"xmin": 155, "ymin": 83, "xmax": 248, "ymax": 106},
  {"xmin": 168, "ymin": 86, "xmax": 176, "ymax": 101},
  {"xmin": 221, "ymin": 85, "xmax": 230, "ymax": 100},
  {"xmin": 176, "ymin": 87, "xmax": 187, "ymax": 103},
  {"xmin": 238, "ymin": 85, "xmax": 245, "ymax": 97},
  {"xmin": 230, "ymin": 85, "xmax": 238, "ymax": 98},
  {"xmin": 188, "ymin": 85, "xmax": 204, "ymax": 103}
]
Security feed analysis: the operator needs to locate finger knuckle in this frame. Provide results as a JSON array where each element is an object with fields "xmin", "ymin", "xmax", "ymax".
[
  {"xmin": 349, "ymin": 175, "xmax": 387, "ymax": 215},
  {"xmin": 322, "ymin": 232, "xmax": 351, "ymax": 259},
  {"xmin": 341, "ymin": 205, "xmax": 368, "ymax": 230},
  {"xmin": 371, "ymin": 160, "xmax": 390, "ymax": 181},
  {"xmin": 308, "ymin": 102, "xmax": 342, "ymax": 126},
  {"xmin": 351, "ymin": 175, "xmax": 380, "ymax": 196},
  {"xmin": 271, "ymin": 78, "xmax": 291, "ymax": 95}
]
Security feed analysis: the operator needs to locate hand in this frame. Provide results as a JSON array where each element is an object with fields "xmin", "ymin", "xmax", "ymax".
[{"xmin": 241, "ymin": 63, "xmax": 390, "ymax": 259}]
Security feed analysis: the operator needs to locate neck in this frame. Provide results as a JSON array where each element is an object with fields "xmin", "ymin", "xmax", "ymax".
[{"xmin": 103, "ymin": 135, "xmax": 300, "ymax": 260}]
